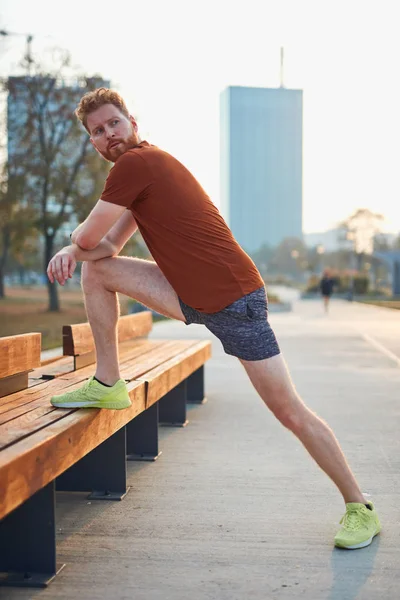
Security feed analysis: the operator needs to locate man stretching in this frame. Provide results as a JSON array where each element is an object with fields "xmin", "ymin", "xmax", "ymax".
[{"xmin": 47, "ymin": 88, "xmax": 380, "ymax": 550}]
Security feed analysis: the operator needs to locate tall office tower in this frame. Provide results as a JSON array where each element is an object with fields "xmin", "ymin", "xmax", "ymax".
[{"xmin": 220, "ymin": 86, "xmax": 303, "ymax": 252}]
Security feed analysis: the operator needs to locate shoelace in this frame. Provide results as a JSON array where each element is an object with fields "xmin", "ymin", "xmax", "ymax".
[{"xmin": 340, "ymin": 507, "xmax": 369, "ymax": 531}]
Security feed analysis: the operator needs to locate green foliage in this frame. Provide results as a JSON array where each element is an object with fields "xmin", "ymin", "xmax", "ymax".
[
  {"xmin": 123, "ymin": 233, "xmax": 151, "ymax": 260},
  {"xmin": 337, "ymin": 275, "xmax": 369, "ymax": 294},
  {"xmin": 305, "ymin": 274, "xmax": 320, "ymax": 293},
  {"xmin": 0, "ymin": 162, "xmax": 40, "ymax": 289},
  {"xmin": 265, "ymin": 237, "xmax": 308, "ymax": 276},
  {"xmin": 251, "ymin": 243, "xmax": 274, "ymax": 276}
]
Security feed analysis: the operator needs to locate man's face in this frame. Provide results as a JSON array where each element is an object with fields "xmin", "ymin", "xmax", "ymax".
[{"xmin": 87, "ymin": 104, "xmax": 139, "ymax": 162}]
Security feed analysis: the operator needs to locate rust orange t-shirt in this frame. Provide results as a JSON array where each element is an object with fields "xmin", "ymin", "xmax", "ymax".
[{"xmin": 100, "ymin": 141, "xmax": 263, "ymax": 313}]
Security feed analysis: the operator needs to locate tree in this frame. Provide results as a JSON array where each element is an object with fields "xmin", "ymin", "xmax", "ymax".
[
  {"xmin": 305, "ymin": 244, "xmax": 327, "ymax": 275},
  {"xmin": 339, "ymin": 208, "xmax": 384, "ymax": 255},
  {"xmin": 337, "ymin": 208, "xmax": 385, "ymax": 281},
  {"xmin": 268, "ymin": 237, "xmax": 307, "ymax": 277},
  {"xmin": 373, "ymin": 233, "xmax": 391, "ymax": 252},
  {"xmin": 337, "ymin": 208, "xmax": 385, "ymax": 298},
  {"xmin": 0, "ymin": 162, "xmax": 38, "ymax": 296},
  {"xmin": 251, "ymin": 243, "xmax": 274, "ymax": 278},
  {"xmin": 4, "ymin": 49, "xmax": 110, "ymax": 310}
]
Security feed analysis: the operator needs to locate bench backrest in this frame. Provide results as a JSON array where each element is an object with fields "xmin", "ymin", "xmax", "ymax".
[
  {"xmin": 0, "ymin": 333, "xmax": 41, "ymax": 397},
  {"xmin": 62, "ymin": 311, "xmax": 153, "ymax": 369}
]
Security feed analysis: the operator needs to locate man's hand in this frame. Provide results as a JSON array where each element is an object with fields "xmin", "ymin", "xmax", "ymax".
[{"xmin": 47, "ymin": 246, "xmax": 77, "ymax": 286}]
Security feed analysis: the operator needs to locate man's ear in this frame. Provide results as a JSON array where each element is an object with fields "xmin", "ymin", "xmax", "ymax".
[{"xmin": 130, "ymin": 115, "xmax": 138, "ymax": 132}]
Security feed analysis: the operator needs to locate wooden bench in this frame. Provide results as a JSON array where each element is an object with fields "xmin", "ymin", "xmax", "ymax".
[{"xmin": 0, "ymin": 313, "xmax": 211, "ymax": 587}]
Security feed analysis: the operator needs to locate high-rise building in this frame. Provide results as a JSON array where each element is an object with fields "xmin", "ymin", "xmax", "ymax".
[{"xmin": 220, "ymin": 86, "xmax": 303, "ymax": 252}]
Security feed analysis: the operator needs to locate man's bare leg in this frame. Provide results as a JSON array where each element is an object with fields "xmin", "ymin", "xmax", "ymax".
[
  {"xmin": 81, "ymin": 256, "xmax": 185, "ymax": 385},
  {"xmin": 240, "ymin": 354, "xmax": 366, "ymax": 504}
]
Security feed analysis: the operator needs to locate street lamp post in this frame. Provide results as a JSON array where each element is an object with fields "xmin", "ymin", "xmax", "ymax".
[
  {"xmin": 316, "ymin": 244, "xmax": 325, "ymax": 274},
  {"xmin": 290, "ymin": 249, "xmax": 299, "ymax": 282},
  {"xmin": 346, "ymin": 231, "xmax": 356, "ymax": 301},
  {"xmin": 0, "ymin": 29, "xmax": 34, "ymax": 74}
]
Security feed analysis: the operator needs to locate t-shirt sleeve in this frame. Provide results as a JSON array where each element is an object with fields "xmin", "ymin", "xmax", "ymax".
[{"xmin": 100, "ymin": 151, "xmax": 151, "ymax": 208}]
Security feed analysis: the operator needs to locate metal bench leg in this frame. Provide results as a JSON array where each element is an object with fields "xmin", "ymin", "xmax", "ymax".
[
  {"xmin": 0, "ymin": 482, "xmax": 65, "ymax": 588},
  {"xmin": 186, "ymin": 366, "xmax": 207, "ymax": 404},
  {"xmin": 126, "ymin": 403, "xmax": 162, "ymax": 461},
  {"xmin": 158, "ymin": 379, "xmax": 188, "ymax": 427},
  {"xmin": 56, "ymin": 427, "xmax": 129, "ymax": 500}
]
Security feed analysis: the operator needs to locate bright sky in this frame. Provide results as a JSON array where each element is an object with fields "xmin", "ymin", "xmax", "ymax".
[{"xmin": 1, "ymin": 0, "xmax": 400, "ymax": 234}]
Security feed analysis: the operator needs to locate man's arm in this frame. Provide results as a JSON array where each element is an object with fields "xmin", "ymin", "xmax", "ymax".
[
  {"xmin": 47, "ymin": 240, "xmax": 117, "ymax": 286},
  {"xmin": 103, "ymin": 210, "xmax": 138, "ymax": 254},
  {"xmin": 71, "ymin": 239, "xmax": 117, "ymax": 261},
  {"xmin": 48, "ymin": 210, "xmax": 139, "ymax": 286},
  {"xmin": 73, "ymin": 213, "xmax": 139, "ymax": 259},
  {"xmin": 72, "ymin": 200, "xmax": 128, "ymax": 250},
  {"xmin": 71, "ymin": 208, "xmax": 138, "ymax": 257}
]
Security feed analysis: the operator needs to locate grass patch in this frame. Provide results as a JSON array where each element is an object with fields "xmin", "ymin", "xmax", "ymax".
[
  {"xmin": 359, "ymin": 300, "xmax": 400, "ymax": 310},
  {"xmin": 267, "ymin": 293, "xmax": 280, "ymax": 304},
  {"xmin": 0, "ymin": 286, "xmax": 129, "ymax": 350}
]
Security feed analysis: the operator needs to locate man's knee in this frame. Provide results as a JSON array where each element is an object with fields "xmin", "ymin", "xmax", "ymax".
[
  {"xmin": 273, "ymin": 397, "xmax": 310, "ymax": 435},
  {"xmin": 82, "ymin": 258, "xmax": 113, "ymax": 289}
]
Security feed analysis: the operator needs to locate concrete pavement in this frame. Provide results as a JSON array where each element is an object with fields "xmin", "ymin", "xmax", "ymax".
[{"xmin": 2, "ymin": 298, "xmax": 400, "ymax": 600}]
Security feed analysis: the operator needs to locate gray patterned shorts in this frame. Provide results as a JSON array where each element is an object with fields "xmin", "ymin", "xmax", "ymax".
[{"xmin": 178, "ymin": 286, "xmax": 281, "ymax": 361}]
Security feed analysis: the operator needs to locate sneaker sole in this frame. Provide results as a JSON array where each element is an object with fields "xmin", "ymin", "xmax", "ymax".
[
  {"xmin": 335, "ymin": 527, "xmax": 380, "ymax": 550},
  {"xmin": 51, "ymin": 399, "xmax": 132, "ymax": 410}
]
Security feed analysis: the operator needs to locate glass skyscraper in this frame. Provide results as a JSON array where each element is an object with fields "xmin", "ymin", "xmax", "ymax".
[{"xmin": 220, "ymin": 86, "xmax": 303, "ymax": 252}]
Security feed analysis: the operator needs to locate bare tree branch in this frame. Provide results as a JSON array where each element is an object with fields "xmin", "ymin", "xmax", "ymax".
[{"xmin": 5, "ymin": 48, "xmax": 109, "ymax": 309}]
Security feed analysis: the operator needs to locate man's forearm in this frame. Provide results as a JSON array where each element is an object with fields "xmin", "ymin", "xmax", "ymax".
[
  {"xmin": 71, "ymin": 239, "xmax": 117, "ymax": 262},
  {"xmin": 70, "ymin": 222, "xmax": 86, "ymax": 244}
]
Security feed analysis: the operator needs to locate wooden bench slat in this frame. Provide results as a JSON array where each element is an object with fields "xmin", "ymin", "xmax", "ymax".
[
  {"xmin": 119, "ymin": 340, "xmax": 196, "ymax": 380},
  {"xmin": 0, "ymin": 377, "xmax": 78, "ymax": 416},
  {"xmin": 0, "ymin": 408, "xmax": 69, "ymax": 450},
  {"xmin": 0, "ymin": 375, "xmax": 90, "ymax": 427},
  {"xmin": 32, "ymin": 356, "xmax": 74, "ymax": 381},
  {"xmin": 0, "ymin": 333, "xmax": 41, "ymax": 379},
  {"xmin": 139, "ymin": 341, "xmax": 212, "ymax": 407},
  {"xmin": 0, "ymin": 402, "xmax": 55, "ymax": 429},
  {"xmin": 40, "ymin": 354, "xmax": 64, "ymax": 367},
  {"xmin": 0, "ymin": 375, "xmax": 146, "ymax": 451},
  {"xmin": 33, "ymin": 339, "xmax": 161, "ymax": 383},
  {"xmin": 0, "ymin": 380, "xmax": 145, "ymax": 520},
  {"xmin": 63, "ymin": 312, "xmax": 152, "ymax": 356},
  {"xmin": 2, "ymin": 404, "xmax": 57, "ymax": 430},
  {"xmin": 53, "ymin": 339, "xmax": 170, "ymax": 382},
  {"xmin": 40, "ymin": 338, "xmax": 164, "ymax": 382},
  {"xmin": 27, "ymin": 375, "xmax": 51, "ymax": 390},
  {"xmin": 0, "ymin": 372, "xmax": 29, "ymax": 399}
]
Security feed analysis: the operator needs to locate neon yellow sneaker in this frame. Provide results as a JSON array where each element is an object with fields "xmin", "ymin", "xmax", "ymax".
[
  {"xmin": 50, "ymin": 377, "xmax": 131, "ymax": 410},
  {"xmin": 335, "ymin": 502, "xmax": 381, "ymax": 549}
]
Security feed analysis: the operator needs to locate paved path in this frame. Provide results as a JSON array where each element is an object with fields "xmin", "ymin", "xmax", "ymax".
[{"xmin": 3, "ymin": 299, "xmax": 400, "ymax": 600}]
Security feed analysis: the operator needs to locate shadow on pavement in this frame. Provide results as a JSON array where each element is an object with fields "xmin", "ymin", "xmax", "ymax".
[{"xmin": 328, "ymin": 537, "xmax": 380, "ymax": 600}]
